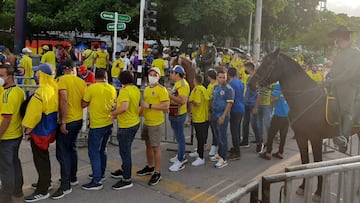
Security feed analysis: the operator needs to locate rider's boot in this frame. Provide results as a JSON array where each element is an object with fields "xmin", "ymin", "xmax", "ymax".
[{"xmin": 333, "ymin": 115, "xmax": 352, "ymax": 153}]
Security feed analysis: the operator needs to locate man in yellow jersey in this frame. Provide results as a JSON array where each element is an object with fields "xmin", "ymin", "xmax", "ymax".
[
  {"xmin": 23, "ymin": 63, "xmax": 58, "ymax": 202},
  {"xmin": 136, "ymin": 67, "xmax": 169, "ymax": 186},
  {"xmin": 18, "ymin": 48, "xmax": 35, "ymax": 97},
  {"xmin": 82, "ymin": 46, "xmax": 95, "ymax": 69},
  {"xmin": 111, "ymin": 52, "xmax": 125, "ymax": 89},
  {"xmin": 81, "ymin": 68, "xmax": 116, "ymax": 190},
  {"xmin": 92, "ymin": 45, "xmax": 110, "ymax": 70},
  {"xmin": 40, "ymin": 45, "xmax": 56, "ymax": 73},
  {"xmin": 51, "ymin": 60, "xmax": 86, "ymax": 199},
  {"xmin": 254, "ymin": 86, "xmax": 271, "ymax": 154},
  {"xmin": 110, "ymin": 71, "xmax": 140, "ymax": 190},
  {"xmin": 188, "ymin": 75, "xmax": 209, "ymax": 166},
  {"xmin": 151, "ymin": 54, "xmax": 167, "ymax": 85},
  {"xmin": 206, "ymin": 69, "xmax": 218, "ymax": 157},
  {"xmin": 0, "ymin": 64, "xmax": 25, "ymax": 203},
  {"xmin": 168, "ymin": 65, "xmax": 190, "ymax": 172}
]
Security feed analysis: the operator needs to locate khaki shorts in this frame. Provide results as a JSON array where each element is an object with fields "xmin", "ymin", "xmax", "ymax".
[{"xmin": 141, "ymin": 123, "xmax": 164, "ymax": 147}]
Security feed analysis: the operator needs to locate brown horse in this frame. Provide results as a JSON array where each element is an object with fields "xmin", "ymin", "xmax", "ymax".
[
  {"xmin": 170, "ymin": 56, "xmax": 196, "ymax": 90},
  {"xmin": 248, "ymin": 49, "xmax": 359, "ymax": 200}
]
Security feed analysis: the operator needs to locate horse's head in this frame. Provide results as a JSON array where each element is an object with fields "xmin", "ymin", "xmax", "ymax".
[{"xmin": 249, "ymin": 49, "xmax": 282, "ymax": 91}]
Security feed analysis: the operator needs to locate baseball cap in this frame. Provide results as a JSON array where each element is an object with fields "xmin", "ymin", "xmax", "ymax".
[
  {"xmin": 148, "ymin": 67, "xmax": 160, "ymax": 75},
  {"xmin": 170, "ymin": 65, "xmax": 185, "ymax": 75},
  {"xmin": 33, "ymin": 63, "xmax": 54, "ymax": 75},
  {"xmin": 22, "ymin": 48, "xmax": 32, "ymax": 53},
  {"xmin": 78, "ymin": 65, "xmax": 87, "ymax": 74},
  {"xmin": 0, "ymin": 45, "xmax": 6, "ymax": 52},
  {"xmin": 42, "ymin": 45, "xmax": 50, "ymax": 51}
]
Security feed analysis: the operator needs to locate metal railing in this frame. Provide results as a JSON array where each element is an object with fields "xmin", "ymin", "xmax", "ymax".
[
  {"xmin": 262, "ymin": 155, "xmax": 360, "ymax": 203},
  {"xmin": 217, "ymin": 180, "xmax": 259, "ymax": 203},
  {"xmin": 323, "ymin": 134, "xmax": 360, "ymax": 156}
]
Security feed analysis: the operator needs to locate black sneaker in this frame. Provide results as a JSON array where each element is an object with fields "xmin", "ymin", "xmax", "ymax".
[
  {"xmin": 148, "ymin": 172, "xmax": 162, "ymax": 186},
  {"xmin": 81, "ymin": 181, "xmax": 103, "ymax": 191},
  {"xmin": 228, "ymin": 152, "xmax": 241, "ymax": 161},
  {"xmin": 24, "ymin": 192, "xmax": 50, "ymax": 202},
  {"xmin": 136, "ymin": 165, "xmax": 155, "ymax": 176},
  {"xmin": 110, "ymin": 169, "xmax": 123, "ymax": 179},
  {"xmin": 240, "ymin": 142, "xmax": 250, "ymax": 148},
  {"xmin": 112, "ymin": 180, "xmax": 133, "ymax": 190},
  {"xmin": 51, "ymin": 187, "xmax": 72, "ymax": 200},
  {"xmin": 30, "ymin": 183, "xmax": 53, "ymax": 191}
]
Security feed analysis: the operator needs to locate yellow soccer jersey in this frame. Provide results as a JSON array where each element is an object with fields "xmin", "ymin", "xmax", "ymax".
[
  {"xmin": 151, "ymin": 58, "xmax": 167, "ymax": 76},
  {"xmin": 0, "ymin": 86, "xmax": 25, "ymax": 140},
  {"xmin": 171, "ymin": 79, "xmax": 190, "ymax": 115},
  {"xmin": 41, "ymin": 51, "xmax": 56, "ymax": 72},
  {"xmin": 307, "ymin": 71, "xmax": 323, "ymax": 83},
  {"xmin": 94, "ymin": 50, "xmax": 109, "ymax": 69},
  {"xmin": 111, "ymin": 59, "xmax": 124, "ymax": 78},
  {"xmin": 189, "ymin": 85, "xmax": 209, "ymax": 123},
  {"xmin": 143, "ymin": 85, "xmax": 169, "ymax": 126},
  {"xmin": 83, "ymin": 82, "xmax": 116, "ymax": 128},
  {"xmin": 117, "ymin": 85, "xmax": 141, "ymax": 128},
  {"xmin": 58, "ymin": 74, "xmax": 87, "ymax": 123}
]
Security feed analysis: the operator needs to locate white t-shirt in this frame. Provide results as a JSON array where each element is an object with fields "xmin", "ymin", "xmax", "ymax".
[{"xmin": 122, "ymin": 57, "xmax": 131, "ymax": 71}]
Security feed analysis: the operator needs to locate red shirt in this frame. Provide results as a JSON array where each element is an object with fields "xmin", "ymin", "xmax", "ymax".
[{"xmin": 83, "ymin": 71, "xmax": 96, "ymax": 84}]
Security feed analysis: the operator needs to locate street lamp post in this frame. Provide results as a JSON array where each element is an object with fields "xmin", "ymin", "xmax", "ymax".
[{"xmin": 253, "ymin": 0, "xmax": 262, "ymax": 67}]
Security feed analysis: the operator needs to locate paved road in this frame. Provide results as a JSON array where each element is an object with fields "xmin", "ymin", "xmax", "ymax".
[{"xmin": 12, "ymin": 126, "xmax": 356, "ymax": 203}]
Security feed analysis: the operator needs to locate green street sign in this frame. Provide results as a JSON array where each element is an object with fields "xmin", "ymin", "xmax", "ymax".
[
  {"xmin": 107, "ymin": 23, "xmax": 126, "ymax": 31},
  {"xmin": 100, "ymin": 11, "xmax": 131, "ymax": 23}
]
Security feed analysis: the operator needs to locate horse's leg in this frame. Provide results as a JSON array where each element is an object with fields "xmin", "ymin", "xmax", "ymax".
[
  {"xmin": 311, "ymin": 138, "xmax": 323, "ymax": 198},
  {"xmin": 294, "ymin": 134, "xmax": 309, "ymax": 193}
]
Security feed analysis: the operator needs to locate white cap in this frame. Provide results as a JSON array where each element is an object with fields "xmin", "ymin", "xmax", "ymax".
[
  {"xmin": 22, "ymin": 48, "xmax": 32, "ymax": 53},
  {"xmin": 163, "ymin": 54, "xmax": 170, "ymax": 58}
]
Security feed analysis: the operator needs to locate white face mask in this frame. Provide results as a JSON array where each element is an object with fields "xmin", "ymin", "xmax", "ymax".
[
  {"xmin": 0, "ymin": 77, "xmax": 5, "ymax": 87},
  {"xmin": 148, "ymin": 76, "xmax": 159, "ymax": 84}
]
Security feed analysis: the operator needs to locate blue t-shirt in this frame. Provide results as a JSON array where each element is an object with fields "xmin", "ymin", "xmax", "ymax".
[
  {"xmin": 244, "ymin": 76, "xmax": 258, "ymax": 107},
  {"xmin": 228, "ymin": 78, "xmax": 245, "ymax": 113},
  {"xmin": 211, "ymin": 84, "xmax": 234, "ymax": 119},
  {"xmin": 144, "ymin": 55, "xmax": 154, "ymax": 69},
  {"xmin": 272, "ymin": 83, "xmax": 289, "ymax": 117}
]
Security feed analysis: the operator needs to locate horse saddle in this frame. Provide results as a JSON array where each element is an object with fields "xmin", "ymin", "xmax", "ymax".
[{"xmin": 326, "ymin": 96, "xmax": 360, "ymax": 127}]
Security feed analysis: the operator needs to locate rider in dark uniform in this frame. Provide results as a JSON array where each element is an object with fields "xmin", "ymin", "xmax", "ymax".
[
  {"xmin": 326, "ymin": 26, "xmax": 360, "ymax": 152},
  {"xmin": 196, "ymin": 35, "xmax": 217, "ymax": 86}
]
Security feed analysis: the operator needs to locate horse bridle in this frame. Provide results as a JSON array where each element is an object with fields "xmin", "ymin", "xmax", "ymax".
[{"xmin": 253, "ymin": 57, "xmax": 277, "ymax": 87}]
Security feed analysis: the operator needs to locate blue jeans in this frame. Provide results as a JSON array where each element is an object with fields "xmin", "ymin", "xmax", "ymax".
[
  {"xmin": 169, "ymin": 113, "xmax": 187, "ymax": 162},
  {"xmin": 242, "ymin": 105, "xmax": 261, "ymax": 144},
  {"xmin": 0, "ymin": 137, "xmax": 23, "ymax": 201},
  {"xmin": 209, "ymin": 120, "xmax": 218, "ymax": 146},
  {"xmin": 214, "ymin": 116, "xmax": 230, "ymax": 160},
  {"xmin": 88, "ymin": 124, "xmax": 113, "ymax": 183},
  {"xmin": 257, "ymin": 105, "xmax": 271, "ymax": 141},
  {"xmin": 112, "ymin": 78, "xmax": 121, "ymax": 89},
  {"xmin": 56, "ymin": 120, "xmax": 82, "ymax": 189},
  {"xmin": 117, "ymin": 124, "xmax": 140, "ymax": 180}
]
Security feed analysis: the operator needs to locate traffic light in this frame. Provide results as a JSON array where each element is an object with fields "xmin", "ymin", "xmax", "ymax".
[{"xmin": 144, "ymin": 0, "xmax": 157, "ymax": 34}]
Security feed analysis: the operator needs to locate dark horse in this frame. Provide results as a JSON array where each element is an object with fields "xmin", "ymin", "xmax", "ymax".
[
  {"xmin": 248, "ymin": 49, "xmax": 359, "ymax": 200},
  {"xmin": 170, "ymin": 56, "xmax": 196, "ymax": 90}
]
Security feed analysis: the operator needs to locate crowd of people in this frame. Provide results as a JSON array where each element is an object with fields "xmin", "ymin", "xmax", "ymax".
[{"xmin": 0, "ymin": 25, "xmax": 354, "ymax": 203}]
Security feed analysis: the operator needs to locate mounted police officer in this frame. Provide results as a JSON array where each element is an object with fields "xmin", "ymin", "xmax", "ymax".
[
  {"xmin": 196, "ymin": 34, "xmax": 217, "ymax": 86},
  {"xmin": 326, "ymin": 26, "xmax": 360, "ymax": 152}
]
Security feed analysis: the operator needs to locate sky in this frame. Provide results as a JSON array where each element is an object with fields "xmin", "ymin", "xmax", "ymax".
[{"xmin": 327, "ymin": 0, "xmax": 360, "ymax": 17}]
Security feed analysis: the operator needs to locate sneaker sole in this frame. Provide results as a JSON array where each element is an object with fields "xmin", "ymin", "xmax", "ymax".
[
  {"xmin": 112, "ymin": 183, "xmax": 133, "ymax": 190},
  {"xmin": 169, "ymin": 165, "xmax": 185, "ymax": 172},
  {"xmin": 215, "ymin": 163, "xmax": 228, "ymax": 169},
  {"xmin": 136, "ymin": 171, "xmax": 154, "ymax": 176},
  {"xmin": 70, "ymin": 181, "xmax": 79, "ymax": 186},
  {"xmin": 111, "ymin": 175, "xmax": 124, "ymax": 179},
  {"xmin": 81, "ymin": 185, "xmax": 104, "ymax": 191},
  {"xmin": 51, "ymin": 188, "xmax": 72, "ymax": 200},
  {"xmin": 149, "ymin": 176, "xmax": 162, "ymax": 186},
  {"xmin": 24, "ymin": 193, "xmax": 50, "ymax": 203},
  {"xmin": 192, "ymin": 162, "xmax": 205, "ymax": 166}
]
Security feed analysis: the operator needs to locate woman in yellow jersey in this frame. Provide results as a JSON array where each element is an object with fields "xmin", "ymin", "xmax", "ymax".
[
  {"xmin": 188, "ymin": 75, "xmax": 209, "ymax": 166},
  {"xmin": 136, "ymin": 67, "xmax": 169, "ymax": 186},
  {"xmin": 110, "ymin": 71, "xmax": 140, "ymax": 190}
]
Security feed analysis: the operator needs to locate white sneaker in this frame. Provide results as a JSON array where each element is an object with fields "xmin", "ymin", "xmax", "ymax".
[
  {"xmin": 209, "ymin": 145, "xmax": 217, "ymax": 156},
  {"xmin": 169, "ymin": 159, "xmax": 185, "ymax": 172},
  {"xmin": 215, "ymin": 158, "xmax": 228, "ymax": 169},
  {"xmin": 209, "ymin": 154, "xmax": 220, "ymax": 162},
  {"xmin": 192, "ymin": 157, "xmax": 205, "ymax": 166},
  {"xmin": 169, "ymin": 155, "xmax": 188, "ymax": 163},
  {"xmin": 189, "ymin": 151, "xmax": 199, "ymax": 158}
]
